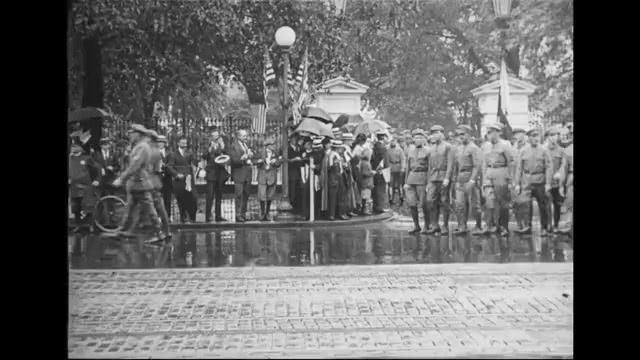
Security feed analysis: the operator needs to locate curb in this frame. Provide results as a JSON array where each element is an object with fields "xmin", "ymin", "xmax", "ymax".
[{"xmin": 69, "ymin": 212, "xmax": 394, "ymax": 231}]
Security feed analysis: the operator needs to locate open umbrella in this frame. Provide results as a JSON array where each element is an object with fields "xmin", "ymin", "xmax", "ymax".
[
  {"xmin": 334, "ymin": 113, "xmax": 364, "ymax": 128},
  {"xmin": 68, "ymin": 107, "xmax": 112, "ymax": 124},
  {"xmin": 301, "ymin": 106, "xmax": 333, "ymax": 123},
  {"xmin": 354, "ymin": 119, "xmax": 391, "ymax": 137},
  {"xmin": 294, "ymin": 117, "xmax": 335, "ymax": 138}
]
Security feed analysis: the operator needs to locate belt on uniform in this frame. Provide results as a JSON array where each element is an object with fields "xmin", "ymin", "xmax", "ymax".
[
  {"xmin": 487, "ymin": 165, "xmax": 506, "ymax": 168},
  {"xmin": 524, "ymin": 171, "xmax": 543, "ymax": 174},
  {"xmin": 411, "ymin": 169, "xmax": 427, "ymax": 172},
  {"xmin": 458, "ymin": 168, "xmax": 472, "ymax": 172},
  {"xmin": 390, "ymin": 161, "xmax": 400, "ymax": 164}
]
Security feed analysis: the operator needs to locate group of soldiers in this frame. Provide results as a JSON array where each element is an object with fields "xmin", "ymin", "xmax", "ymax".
[{"xmin": 394, "ymin": 122, "xmax": 573, "ymax": 236}]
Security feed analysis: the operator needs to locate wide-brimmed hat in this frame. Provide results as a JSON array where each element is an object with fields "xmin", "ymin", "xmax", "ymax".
[{"xmin": 127, "ymin": 123, "xmax": 148, "ymax": 134}]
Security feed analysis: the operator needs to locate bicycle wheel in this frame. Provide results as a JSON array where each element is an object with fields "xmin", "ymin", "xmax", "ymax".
[{"xmin": 94, "ymin": 195, "xmax": 127, "ymax": 232}]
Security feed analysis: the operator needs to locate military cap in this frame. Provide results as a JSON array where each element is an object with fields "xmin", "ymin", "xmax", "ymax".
[
  {"xmin": 512, "ymin": 127, "xmax": 525, "ymax": 135},
  {"xmin": 156, "ymin": 135, "xmax": 167, "ymax": 143},
  {"xmin": 128, "ymin": 123, "xmax": 148, "ymax": 134},
  {"xmin": 411, "ymin": 128, "xmax": 426, "ymax": 136},
  {"xmin": 526, "ymin": 128, "xmax": 540, "ymax": 136},
  {"xmin": 330, "ymin": 139, "xmax": 343, "ymax": 147},
  {"xmin": 396, "ymin": 136, "xmax": 405, "ymax": 142},
  {"xmin": 545, "ymin": 127, "xmax": 560, "ymax": 136},
  {"xmin": 485, "ymin": 123, "xmax": 502, "ymax": 132},
  {"xmin": 99, "ymin": 137, "xmax": 112, "ymax": 144},
  {"xmin": 430, "ymin": 125, "xmax": 444, "ymax": 133},
  {"xmin": 456, "ymin": 125, "xmax": 473, "ymax": 134}
]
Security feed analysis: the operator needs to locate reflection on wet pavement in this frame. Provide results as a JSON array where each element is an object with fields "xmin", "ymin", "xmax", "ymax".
[{"xmin": 69, "ymin": 222, "xmax": 573, "ymax": 269}]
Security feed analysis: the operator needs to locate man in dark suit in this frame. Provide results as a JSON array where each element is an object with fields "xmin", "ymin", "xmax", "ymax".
[
  {"xmin": 202, "ymin": 128, "xmax": 229, "ymax": 222},
  {"xmin": 287, "ymin": 134, "xmax": 303, "ymax": 213},
  {"xmin": 228, "ymin": 129, "xmax": 253, "ymax": 223},
  {"xmin": 156, "ymin": 135, "xmax": 173, "ymax": 220},
  {"xmin": 166, "ymin": 137, "xmax": 197, "ymax": 223},
  {"xmin": 93, "ymin": 137, "xmax": 120, "ymax": 197}
]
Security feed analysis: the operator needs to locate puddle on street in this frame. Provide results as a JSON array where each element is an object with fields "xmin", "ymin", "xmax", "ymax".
[{"xmin": 68, "ymin": 222, "xmax": 573, "ymax": 269}]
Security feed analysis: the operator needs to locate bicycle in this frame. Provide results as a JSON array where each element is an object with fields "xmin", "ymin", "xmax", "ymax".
[{"xmin": 93, "ymin": 194, "xmax": 128, "ymax": 233}]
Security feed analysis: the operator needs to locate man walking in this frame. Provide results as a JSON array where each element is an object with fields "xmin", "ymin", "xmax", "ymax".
[
  {"xmin": 424, "ymin": 125, "xmax": 454, "ymax": 235},
  {"xmin": 228, "ymin": 129, "xmax": 253, "ymax": 223},
  {"xmin": 166, "ymin": 137, "xmax": 197, "ymax": 223},
  {"xmin": 452, "ymin": 125, "xmax": 482, "ymax": 235},
  {"xmin": 146, "ymin": 130, "xmax": 171, "ymax": 239},
  {"xmin": 202, "ymin": 128, "xmax": 229, "ymax": 222},
  {"xmin": 514, "ymin": 128, "xmax": 553, "ymax": 236},
  {"xmin": 481, "ymin": 124, "xmax": 514, "ymax": 236},
  {"xmin": 113, "ymin": 124, "xmax": 164, "ymax": 242},
  {"xmin": 404, "ymin": 129, "xmax": 429, "ymax": 234}
]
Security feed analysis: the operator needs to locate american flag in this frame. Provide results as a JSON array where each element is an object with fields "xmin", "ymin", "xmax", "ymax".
[
  {"xmin": 251, "ymin": 51, "xmax": 272, "ymax": 134},
  {"xmin": 292, "ymin": 48, "xmax": 309, "ymax": 125}
]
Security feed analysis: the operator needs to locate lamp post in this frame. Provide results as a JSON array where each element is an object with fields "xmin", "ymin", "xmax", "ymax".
[{"xmin": 275, "ymin": 26, "xmax": 296, "ymax": 212}]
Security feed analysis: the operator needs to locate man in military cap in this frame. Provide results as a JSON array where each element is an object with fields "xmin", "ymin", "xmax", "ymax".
[
  {"xmin": 113, "ymin": 124, "xmax": 164, "ymax": 242},
  {"xmin": 387, "ymin": 137, "xmax": 406, "ymax": 204},
  {"xmin": 556, "ymin": 125, "xmax": 573, "ymax": 234},
  {"xmin": 256, "ymin": 137, "xmax": 283, "ymax": 221},
  {"xmin": 544, "ymin": 126, "xmax": 565, "ymax": 232},
  {"xmin": 480, "ymin": 123, "xmax": 514, "ymax": 236},
  {"xmin": 371, "ymin": 130, "xmax": 390, "ymax": 213},
  {"xmin": 510, "ymin": 127, "xmax": 529, "ymax": 231},
  {"xmin": 424, "ymin": 125, "xmax": 454, "ymax": 235},
  {"xmin": 146, "ymin": 129, "xmax": 171, "ymax": 239},
  {"xmin": 404, "ymin": 128, "xmax": 430, "ymax": 234},
  {"xmin": 513, "ymin": 128, "xmax": 553, "ymax": 236},
  {"xmin": 452, "ymin": 125, "xmax": 482, "ymax": 234}
]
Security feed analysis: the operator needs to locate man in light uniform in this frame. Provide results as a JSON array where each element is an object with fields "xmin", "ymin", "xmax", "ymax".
[
  {"xmin": 404, "ymin": 128, "xmax": 429, "ymax": 234},
  {"xmin": 424, "ymin": 125, "xmax": 454, "ymax": 235},
  {"xmin": 452, "ymin": 125, "xmax": 482, "ymax": 235}
]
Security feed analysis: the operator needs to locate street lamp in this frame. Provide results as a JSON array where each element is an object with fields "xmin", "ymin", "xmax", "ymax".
[{"xmin": 275, "ymin": 26, "xmax": 296, "ymax": 212}]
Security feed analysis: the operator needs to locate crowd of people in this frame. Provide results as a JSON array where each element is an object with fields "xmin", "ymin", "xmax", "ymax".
[{"xmin": 69, "ymin": 119, "xmax": 573, "ymax": 240}]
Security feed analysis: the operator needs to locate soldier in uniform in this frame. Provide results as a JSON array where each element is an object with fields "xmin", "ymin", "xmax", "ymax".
[
  {"xmin": 256, "ymin": 138, "xmax": 283, "ymax": 221},
  {"xmin": 544, "ymin": 127, "xmax": 564, "ymax": 233},
  {"xmin": 480, "ymin": 123, "xmax": 514, "ymax": 236},
  {"xmin": 513, "ymin": 128, "xmax": 553, "ymax": 236},
  {"xmin": 556, "ymin": 127, "xmax": 573, "ymax": 234},
  {"xmin": 452, "ymin": 125, "xmax": 482, "ymax": 235},
  {"xmin": 404, "ymin": 129, "xmax": 430, "ymax": 234},
  {"xmin": 510, "ymin": 128, "xmax": 529, "ymax": 231},
  {"xmin": 387, "ymin": 137, "xmax": 406, "ymax": 204},
  {"xmin": 113, "ymin": 124, "xmax": 165, "ymax": 242},
  {"xmin": 371, "ymin": 130, "xmax": 390, "ymax": 213},
  {"xmin": 424, "ymin": 125, "xmax": 454, "ymax": 235},
  {"xmin": 146, "ymin": 130, "xmax": 171, "ymax": 239}
]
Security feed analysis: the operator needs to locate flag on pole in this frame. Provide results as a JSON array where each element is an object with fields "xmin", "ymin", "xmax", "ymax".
[
  {"xmin": 497, "ymin": 58, "xmax": 512, "ymax": 140},
  {"xmin": 264, "ymin": 50, "xmax": 275, "ymax": 84},
  {"xmin": 251, "ymin": 53, "xmax": 271, "ymax": 134},
  {"xmin": 292, "ymin": 48, "xmax": 310, "ymax": 125}
]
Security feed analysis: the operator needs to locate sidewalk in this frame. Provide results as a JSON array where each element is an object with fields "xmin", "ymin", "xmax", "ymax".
[{"xmin": 69, "ymin": 263, "xmax": 573, "ymax": 358}]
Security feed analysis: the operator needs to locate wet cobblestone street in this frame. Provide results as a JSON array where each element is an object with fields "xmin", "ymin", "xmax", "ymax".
[{"xmin": 69, "ymin": 263, "xmax": 573, "ymax": 358}]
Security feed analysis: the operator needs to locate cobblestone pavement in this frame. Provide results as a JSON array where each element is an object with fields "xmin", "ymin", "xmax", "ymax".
[{"xmin": 69, "ymin": 263, "xmax": 573, "ymax": 358}]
